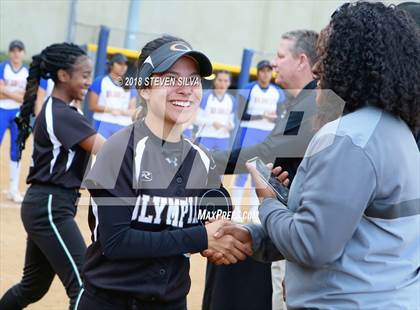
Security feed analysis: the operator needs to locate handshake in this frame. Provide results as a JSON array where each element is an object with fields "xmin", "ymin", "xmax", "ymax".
[
  {"xmin": 200, "ymin": 162, "xmax": 290, "ymax": 265},
  {"xmin": 202, "ymin": 219, "xmax": 253, "ymax": 265}
]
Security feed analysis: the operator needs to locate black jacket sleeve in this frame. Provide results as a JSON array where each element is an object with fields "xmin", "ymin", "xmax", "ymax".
[
  {"xmin": 91, "ymin": 189, "xmax": 208, "ymax": 260},
  {"xmin": 213, "ymin": 93, "xmax": 317, "ymax": 180}
]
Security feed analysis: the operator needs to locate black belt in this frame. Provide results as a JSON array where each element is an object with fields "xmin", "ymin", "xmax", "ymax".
[{"xmin": 83, "ymin": 282, "xmax": 187, "ymax": 310}]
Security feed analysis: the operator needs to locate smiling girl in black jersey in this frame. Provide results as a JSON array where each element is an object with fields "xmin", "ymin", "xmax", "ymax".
[
  {"xmin": 0, "ymin": 43, "xmax": 105, "ymax": 310},
  {"xmin": 78, "ymin": 36, "xmax": 252, "ymax": 310}
]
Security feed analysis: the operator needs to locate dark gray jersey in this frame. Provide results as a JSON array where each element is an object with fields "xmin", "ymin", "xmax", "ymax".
[{"xmin": 82, "ymin": 120, "xmax": 231, "ymax": 302}]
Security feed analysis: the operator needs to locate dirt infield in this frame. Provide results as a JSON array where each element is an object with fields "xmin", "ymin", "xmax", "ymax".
[{"xmin": 0, "ymin": 132, "xmax": 209, "ymax": 309}]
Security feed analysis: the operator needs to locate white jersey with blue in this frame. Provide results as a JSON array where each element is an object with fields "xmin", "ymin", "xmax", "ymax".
[
  {"xmin": 195, "ymin": 90, "xmax": 236, "ymax": 139},
  {"xmin": 239, "ymin": 82, "xmax": 285, "ymax": 131},
  {"xmin": 89, "ymin": 75, "xmax": 136, "ymax": 126},
  {"xmin": 0, "ymin": 61, "xmax": 28, "ymax": 109},
  {"xmin": 39, "ymin": 78, "xmax": 55, "ymax": 100}
]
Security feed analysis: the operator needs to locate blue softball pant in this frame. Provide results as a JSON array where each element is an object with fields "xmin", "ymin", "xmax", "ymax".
[
  {"xmin": 0, "ymin": 107, "xmax": 20, "ymax": 161},
  {"xmin": 197, "ymin": 137, "xmax": 230, "ymax": 151},
  {"xmin": 94, "ymin": 120, "xmax": 124, "ymax": 139}
]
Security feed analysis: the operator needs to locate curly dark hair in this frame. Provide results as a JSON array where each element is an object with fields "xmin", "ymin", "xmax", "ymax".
[{"xmin": 316, "ymin": 1, "xmax": 420, "ymax": 131}]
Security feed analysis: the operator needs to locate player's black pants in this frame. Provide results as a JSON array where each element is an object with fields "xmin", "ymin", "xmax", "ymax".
[
  {"xmin": 77, "ymin": 282, "xmax": 187, "ymax": 310},
  {"xmin": 0, "ymin": 183, "xmax": 86, "ymax": 310}
]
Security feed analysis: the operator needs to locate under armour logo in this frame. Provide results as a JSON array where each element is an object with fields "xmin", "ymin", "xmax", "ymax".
[
  {"xmin": 144, "ymin": 56, "xmax": 154, "ymax": 68},
  {"xmin": 141, "ymin": 171, "xmax": 153, "ymax": 181},
  {"xmin": 165, "ymin": 157, "xmax": 178, "ymax": 167}
]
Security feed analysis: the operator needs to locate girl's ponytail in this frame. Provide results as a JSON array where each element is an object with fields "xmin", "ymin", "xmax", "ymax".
[{"xmin": 15, "ymin": 54, "xmax": 43, "ymax": 160}]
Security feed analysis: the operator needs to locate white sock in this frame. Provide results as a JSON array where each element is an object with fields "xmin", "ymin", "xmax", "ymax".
[{"xmin": 9, "ymin": 161, "xmax": 20, "ymax": 193}]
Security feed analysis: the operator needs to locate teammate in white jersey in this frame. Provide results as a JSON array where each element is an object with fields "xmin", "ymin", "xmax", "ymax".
[
  {"xmin": 34, "ymin": 77, "xmax": 54, "ymax": 115},
  {"xmin": 35, "ymin": 78, "xmax": 82, "ymax": 116},
  {"xmin": 88, "ymin": 53, "xmax": 136, "ymax": 138},
  {"xmin": 195, "ymin": 70, "xmax": 236, "ymax": 151},
  {"xmin": 233, "ymin": 60, "xmax": 286, "ymax": 222},
  {"xmin": 0, "ymin": 40, "xmax": 28, "ymax": 203}
]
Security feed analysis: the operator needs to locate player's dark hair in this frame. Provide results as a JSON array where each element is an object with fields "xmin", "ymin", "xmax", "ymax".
[
  {"xmin": 15, "ymin": 43, "xmax": 87, "ymax": 160},
  {"xmin": 107, "ymin": 59, "xmax": 123, "ymax": 74},
  {"xmin": 314, "ymin": 2, "xmax": 420, "ymax": 130},
  {"xmin": 107, "ymin": 62, "xmax": 114, "ymax": 74},
  {"xmin": 134, "ymin": 35, "xmax": 186, "ymax": 121},
  {"xmin": 214, "ymin": 70, "xmax": 231, "ymax": 79}
]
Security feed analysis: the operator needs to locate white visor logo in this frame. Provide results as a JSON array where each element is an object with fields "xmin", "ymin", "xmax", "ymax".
[{"xmin": 170, "ymin": 43, "xmax": 191, "ymax": 52}]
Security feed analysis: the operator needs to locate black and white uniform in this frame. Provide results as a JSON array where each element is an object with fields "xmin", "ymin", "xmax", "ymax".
[
  {"xmin": 78, "ymin": 120, "xmax": 231, "ymax": 310},
  {"xmin": 0, "ymin": 96, "xmax": 96, "ymax": 310}
]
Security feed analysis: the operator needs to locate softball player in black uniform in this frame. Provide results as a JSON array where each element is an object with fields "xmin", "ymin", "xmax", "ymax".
[
  {"xmin": 0, "ymin": 43, "xmax": 105, "ymax": 310},
  {"xmin": 78, "ymin": 36, "xmax": 252, "ymax": 310}
]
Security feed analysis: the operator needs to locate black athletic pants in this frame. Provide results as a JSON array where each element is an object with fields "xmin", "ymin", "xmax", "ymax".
[
  {"xmin": 77, "ymin": 282, "xmax": 187, "ymax": 310},
  {"xmin": 0, "ymin": 183, "xmax": 86, "ymax": 310},
  {"xmin": 202, "ymin": 258, "xmax": 273, "ymax": 310}
]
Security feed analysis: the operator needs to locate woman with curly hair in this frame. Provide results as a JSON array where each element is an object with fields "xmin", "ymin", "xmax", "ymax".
[{"xmin": 210, "ymin": 2, "xmax": 419, "ymax": 309}]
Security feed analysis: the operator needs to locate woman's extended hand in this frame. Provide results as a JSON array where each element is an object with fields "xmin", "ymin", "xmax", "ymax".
[{"xmin": 246, "ymin": 162, "xmax": 289, "ymax": 203}]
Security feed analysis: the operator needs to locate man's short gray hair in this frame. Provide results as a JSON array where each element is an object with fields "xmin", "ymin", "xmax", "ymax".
[{"xmin": 281, "ymin": 30, "xmax": 319, "ymax": 66}]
